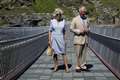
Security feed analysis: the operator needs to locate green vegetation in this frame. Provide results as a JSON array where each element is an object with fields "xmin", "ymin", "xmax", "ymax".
[
  {"xmin": 33, "ymin": 0, "xmax": 58, "ymax": 13},
  {"xmin": 33, "ymin": 0, "xmax": 73, "ymax": 18},
  {"xmin": 32, "ymin": 0, "xmax": 74, "ymax": 18},
  {"xmin": 1, "ymin": 0, "xmax": 120, "ymax": 25},
  {"xmin": 0, "ymin": 6, "xmax": 34, "ymax": 26},
  {"xmin": 85, "ymin": 4, "xmax": 97, "ymax": 16},
  {"xmin": 101, "ymin": 0, "xmax": 120, "ymax": 15},
  {"xmin": 101, "ymin": 0, "xmax": 120, "ymax": 23},
  {"xmin": 60, "ymin": 6, "xmax": 74, "ymax": 19},
  {"xmin": 0, "ymin": 7, "xmax": 34, "ymax": 16},
  {"xmin": 101, "ymin": 0, "xmax": 120, "ymax": 8},
  {"xmin": 0, "ymin": 19, "xmax": 8, "ymax": 26},
  {"xmin": 85, "ymin": 3, "xmax": 98, "ymax": 22}
]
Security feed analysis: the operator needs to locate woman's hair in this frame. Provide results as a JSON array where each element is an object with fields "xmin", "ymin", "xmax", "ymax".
[{"xmin": 53, "ymin": 8, "xmax": 63, "ymax": 17}]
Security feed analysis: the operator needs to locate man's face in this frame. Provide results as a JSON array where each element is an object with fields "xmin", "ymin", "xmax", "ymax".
[{"xmin": 79, "ymin": 7, "xmax": 87, "ymax": 16}]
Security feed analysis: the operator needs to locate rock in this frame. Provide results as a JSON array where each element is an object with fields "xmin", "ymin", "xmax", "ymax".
[
  {"xmin": 0, "ymin": 13, "xmax": 52, "ymax": 27},
  {"xmin": 0, "ymin": 0, "xmax": 32, "ymax": 10}
]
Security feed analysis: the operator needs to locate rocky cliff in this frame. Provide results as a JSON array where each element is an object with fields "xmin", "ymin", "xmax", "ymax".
[
  {"xmin": 0, "ymin": 0, "xmax": 120, "ymax": 27},
  {"xmin": 0, "ymin": 0, "xmax": 33, "ymax": 10}
]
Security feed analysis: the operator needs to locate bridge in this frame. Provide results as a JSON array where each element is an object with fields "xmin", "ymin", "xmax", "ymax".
[{"xmin": 0, "ymin": 25, "xmax": 119, "ymax": 80}]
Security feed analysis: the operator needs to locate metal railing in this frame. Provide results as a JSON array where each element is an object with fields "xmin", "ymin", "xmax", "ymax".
[
  {"xmin": 89, "ymin": 25, "xmax": 120, "ymax": 79},
  {"xmin": 0, "ymin": 27, "xmax": 48, "ymax": 80},
  {"xmin": 0, "ymin": 27, "xmax": 48, "ymax": 41}
]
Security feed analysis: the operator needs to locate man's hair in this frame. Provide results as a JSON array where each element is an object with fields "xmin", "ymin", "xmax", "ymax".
[{"xmin": 79, "ymin": 4, "xmax": 86, "ymax": 12}]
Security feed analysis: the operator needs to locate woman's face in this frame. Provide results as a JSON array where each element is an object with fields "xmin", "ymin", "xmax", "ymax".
[{"xmin": 56, "ymin": 13, "xmax": 62, "ymax": 21}]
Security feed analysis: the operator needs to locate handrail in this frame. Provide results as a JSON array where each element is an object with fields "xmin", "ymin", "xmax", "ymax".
[
  {"xmin": 90, "ymin": 31, "xmax": 120, "ymax": 41},
  {"xmin": 0, "ymin": 31, "xmax": 48, "ymax": 45},
  {"xmin": 89, "ymin": 28, "xmax": 120, "ymax": 79},
  {"xmin": 0, "ymin": 28, "xmax": 48, "ymax": 80}
]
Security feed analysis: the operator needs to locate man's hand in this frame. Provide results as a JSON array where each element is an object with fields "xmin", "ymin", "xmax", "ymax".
[
  {"xmin": 84, "ymin": 28, "xmax": 89, "ymax": 32},
  {"xmin": 80, "ymin": 28, "xmax": 85, "ymax": 33}
]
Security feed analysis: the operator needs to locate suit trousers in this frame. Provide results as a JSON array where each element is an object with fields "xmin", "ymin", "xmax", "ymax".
[{"xmin": 74, "ymin": 43, "xmax": 87, "ymax": 65}]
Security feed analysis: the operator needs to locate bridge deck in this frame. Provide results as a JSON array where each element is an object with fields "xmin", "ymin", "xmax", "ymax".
[{"xmin": 18, "ymin": 29, "xmax": 118, "ymax": 80}]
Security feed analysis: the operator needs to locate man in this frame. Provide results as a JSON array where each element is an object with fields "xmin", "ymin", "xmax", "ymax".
[{"xmin": 70, "ymin": 5, "xmax": 89, "ymax": 72}]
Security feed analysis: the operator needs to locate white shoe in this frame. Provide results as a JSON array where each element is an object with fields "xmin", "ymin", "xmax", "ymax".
[{"xmin": 81, "ymin": 65, "xmax": 87, "ymax": 70}]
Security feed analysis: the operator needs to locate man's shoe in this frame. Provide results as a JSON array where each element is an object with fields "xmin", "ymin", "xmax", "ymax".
[{"xmin": 75, "ymin": 69, "xmax": 81, "ymax": 72}]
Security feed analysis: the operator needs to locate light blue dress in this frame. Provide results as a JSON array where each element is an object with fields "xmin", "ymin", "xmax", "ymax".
[{"xmin": 49, "ymin": 19, "xmax": 66, "ymax": 55}]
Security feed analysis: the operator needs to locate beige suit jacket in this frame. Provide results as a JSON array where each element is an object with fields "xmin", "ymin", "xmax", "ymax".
[{"xmin": 70, "ymin": 15, "xmax": 89, "ymax": 45}]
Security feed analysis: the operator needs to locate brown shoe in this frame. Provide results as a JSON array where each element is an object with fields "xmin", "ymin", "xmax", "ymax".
[{"xmin": 75, "ymin": 69, "xmax": 81, "ymax": 72}]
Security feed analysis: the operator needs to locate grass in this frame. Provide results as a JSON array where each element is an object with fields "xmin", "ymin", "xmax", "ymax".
[
  {"xmin": 33, "ymin": 0, "xmax": 58, "ymax": 13},
  {"xmin": 32, "ymin": 0, "xmax": 74, "ymax": 18}
]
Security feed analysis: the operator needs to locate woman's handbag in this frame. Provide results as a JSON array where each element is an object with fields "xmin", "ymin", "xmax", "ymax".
[{"xmin": 47, "ymin": 46, "xmax": 53, "ymax": 56}]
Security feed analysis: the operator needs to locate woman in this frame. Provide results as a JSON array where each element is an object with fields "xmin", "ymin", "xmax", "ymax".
[{"xmin": 48, "ymin": 8, "xmax": 69, "ymax": 72}]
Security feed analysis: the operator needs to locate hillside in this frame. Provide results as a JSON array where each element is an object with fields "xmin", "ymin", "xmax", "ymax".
[
  {"xmin": 0, "ymin": 0, "xmax": 74, "ymax": 26},
  {"xmin": 93, "ymin": 0, "xmax": 120, "ymax": 24},
  {"xmin": 0, "ymin": 0, "xmax": 120, "ymax": 26}
]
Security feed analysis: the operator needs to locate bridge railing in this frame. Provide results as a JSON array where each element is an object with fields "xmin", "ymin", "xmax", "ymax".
[
  {"xmin": 89, "ymin": 25, "xmax": 120, "ymax": 79},
  {"xmin": 0, "ymin": 27, "xmax": 48, "ymax": 41},
  {"xmin": 0, "ymin": 27, "xmax": 48, "ymax": 80}
]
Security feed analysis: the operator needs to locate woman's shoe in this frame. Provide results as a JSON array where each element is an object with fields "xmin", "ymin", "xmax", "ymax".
[
  {"xmin": 53, "ymin": 66, "xmax": 58, "ymax": 72},
  {"xmin": 65, "ymin": 68, "xmax": 69, "ymax": 73}
]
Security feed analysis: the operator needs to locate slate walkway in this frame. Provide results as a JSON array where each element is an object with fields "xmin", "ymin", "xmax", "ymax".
[{"xmin": 18, "ymin": 28, "xmax": 118, "ymax": 80}]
